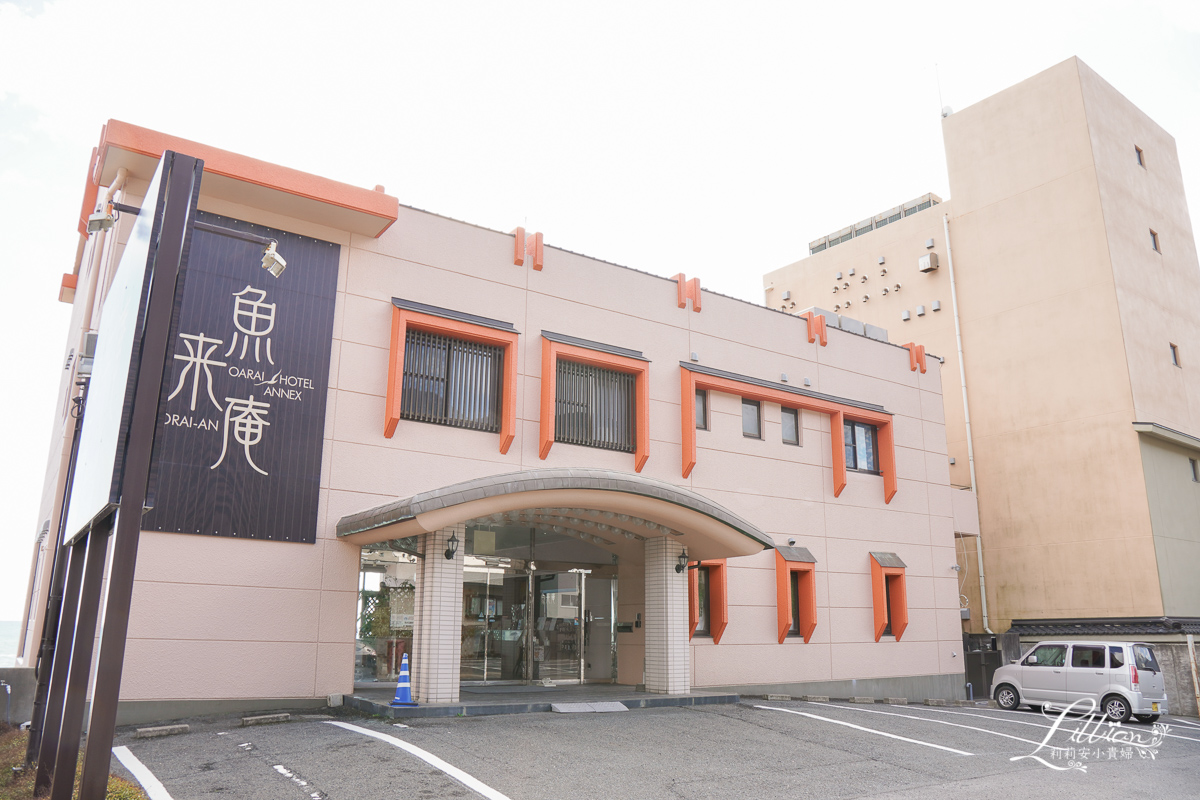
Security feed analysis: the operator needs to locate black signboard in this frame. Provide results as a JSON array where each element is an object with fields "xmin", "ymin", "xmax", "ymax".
[{"xmin": 142, "ymin": 211, "xmax": 339, "ymax": 543}]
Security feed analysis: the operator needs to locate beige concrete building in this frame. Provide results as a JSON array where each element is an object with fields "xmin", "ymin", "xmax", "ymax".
[
  {"xmin": 764, "ymin": 57, "xmax": 1200, "ymax": 662},
  {"xmin": 15, "ymin": 120, "xmax": 979, "ymax": 725}
]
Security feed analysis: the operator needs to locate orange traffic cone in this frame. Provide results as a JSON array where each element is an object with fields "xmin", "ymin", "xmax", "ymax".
[{"xmin": 390, "ymin": 653, "xmax": 417, "ymax": 707}]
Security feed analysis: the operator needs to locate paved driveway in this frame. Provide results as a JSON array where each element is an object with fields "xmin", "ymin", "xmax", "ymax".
[{"xmin": 109, "ymin": 701, "xmax": 1200, "ymax": 799}]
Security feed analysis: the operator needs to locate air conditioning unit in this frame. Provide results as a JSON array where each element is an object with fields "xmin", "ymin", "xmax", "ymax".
[{"xmin": 918, "ymin": 252, "xmax": 939, "ymax": 273}]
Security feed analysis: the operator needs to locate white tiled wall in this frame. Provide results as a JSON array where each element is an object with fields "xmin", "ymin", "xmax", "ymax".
[
  {"xmin": 644, "ymin": 537, "xmax": 690, "ymax": 694},
  {"xmin": 412, "ymin": 525, "xmax": 465, "ymax": 703}
]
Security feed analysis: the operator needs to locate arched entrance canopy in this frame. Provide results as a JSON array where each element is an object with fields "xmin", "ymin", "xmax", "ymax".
[{"xmin": 336, "ymin": 468, "xmax": 773, "ymax": 561}]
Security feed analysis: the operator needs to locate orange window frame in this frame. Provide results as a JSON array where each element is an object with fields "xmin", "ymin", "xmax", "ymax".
[
  {"xmin": 776, "ymin": 552, "xmax": 817, "ymax": 643},
  {"xmin": 870, "ymin": 555, "xmax": 908, "ymax": 642},
  {"xmin": 384, "ymin": 305, "xmax": 520, "ymax": 454},
  {"xmin": 539, "ymin": 337, "xmax": 650, "ymax": 472},
  {"xmin": 688, "ymin": 559, "xmax": 728, "ymax": 644},
  {"xmin": 680, "ymin": 366, "xmax": 896, "ymax": 503}
]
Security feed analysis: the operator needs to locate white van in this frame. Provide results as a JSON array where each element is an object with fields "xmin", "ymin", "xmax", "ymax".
[{"xmin": 990, "ymin": 641, "xmax": 1168, "ymax": 722}]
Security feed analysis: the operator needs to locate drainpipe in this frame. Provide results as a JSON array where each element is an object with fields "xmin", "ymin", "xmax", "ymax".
[{"xmin": 943, "ymin": 213, "xmax": 992, "ymax": 634}]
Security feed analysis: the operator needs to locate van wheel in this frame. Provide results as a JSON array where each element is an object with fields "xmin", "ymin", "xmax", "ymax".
[
  {"xmin": 1134, "ymin": 714, "xmax": 1160, "ymax": 724},
  {"xmin": 995, "ymin": 684, "xmax": 1020, "ymax": 710},
  {"xmin": 1103, "ymin": 695, "xmax": 1132, "ymax": 723}
]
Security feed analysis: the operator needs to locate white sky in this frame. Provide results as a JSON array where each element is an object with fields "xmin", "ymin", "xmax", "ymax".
[{"xmin": 1, "ymin": 0, "xmax": 1198, "ymax": 621}]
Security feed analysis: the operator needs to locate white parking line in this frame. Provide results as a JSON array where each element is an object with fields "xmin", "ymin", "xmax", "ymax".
[
  {"xmin": 804, "ymin": 702, "xmax": 1048, "ymax": 748},
  {"xmin": 325, "ymin": 720, "xmax": 512, "ymax": 800},
  {"xmin": 112, "ymin": 746, "xmax": 174, "ymax": 800},
  {"xmin": 753, "ymin": 705, "xmax": 973, "ymax": 755},
  {"xmin": 900, "ymin": 704, "xmax": 1200, "ymax": 745}
]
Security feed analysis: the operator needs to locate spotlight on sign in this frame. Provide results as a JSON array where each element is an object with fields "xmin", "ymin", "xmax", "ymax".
[
  {"xmin": 261, "ymin": 240, "xmax": 287, "ymax": 277},
  {"xmin": 87, "ymin": 206, "xmax": 115, "ymax": 233}
]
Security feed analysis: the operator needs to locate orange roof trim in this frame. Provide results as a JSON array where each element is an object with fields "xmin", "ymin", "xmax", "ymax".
[{"xmin": 96, "ymin": 120, "xmax": 399, "ymax": 237}]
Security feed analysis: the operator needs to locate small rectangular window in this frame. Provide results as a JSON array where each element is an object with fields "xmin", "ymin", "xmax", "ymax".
[
  {"xmin": 554, "ymin": 359, "xmax": 635, "ymax": 452},
  {"xmin": 844, "ymin": 421, "xmax": 878, "ymax": 472},
  {"xmin": 401, "ymin": 330, "xmax": 503, "ymax": 432},
  {"xmin": 695, "ymin": 390, "xmax": 708, "ymax": 430},
  {"xmin": 1190, "ymin": 458, "xmax": 1199, "ymax": 482},
  {"xmin": 781, "ymin": 408, "xmax": 800, "ymax": 445},
  {"xmin": 1170, "ymin": 343, "xmax": 1180, "ymax": 367},
  {"xmin": 742, "ymin": 399, "xmax": 761, "ymax": 439},
  {"xmin": 1135, "ymin": 146, "xmax": 1145, "ymax": 167},
  {"xmin": 1151, "ymin": 229, "xmax": 1160, "ymax": 252}
]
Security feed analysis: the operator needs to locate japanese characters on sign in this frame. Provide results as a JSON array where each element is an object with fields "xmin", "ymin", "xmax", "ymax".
[{"xmin": 143, "ymin": 212, "xmax": 338, "ymax": 543}]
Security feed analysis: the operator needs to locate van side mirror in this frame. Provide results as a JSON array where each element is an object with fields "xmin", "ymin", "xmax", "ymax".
[{"xmin": 1027, "ymin": 655, "xmax": 1038, "ymax": 664}]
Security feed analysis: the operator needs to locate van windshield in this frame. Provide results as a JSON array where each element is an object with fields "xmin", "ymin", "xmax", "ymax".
[{"xmin": 1134, "ymin": 645, "xmax": 1160, "ymax": 673}]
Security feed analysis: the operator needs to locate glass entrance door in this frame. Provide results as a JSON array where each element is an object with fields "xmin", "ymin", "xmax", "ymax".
[
  {"xmin": 462, "ymin": 559, "xmax": 528, "ymax": 682},
  {"xmin": 533, "ymin": 572, "xmax": 582, "ymax": 682}
]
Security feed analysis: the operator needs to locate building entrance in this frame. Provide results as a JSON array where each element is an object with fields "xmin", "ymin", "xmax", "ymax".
[{"xmin": 461, "ymin": 525, "xmax": 617, "ymax": 685}]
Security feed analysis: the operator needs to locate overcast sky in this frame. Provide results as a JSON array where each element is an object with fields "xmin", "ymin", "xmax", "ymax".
[{"xmin": 1, "ymin": 0, "xmax": 1198, "ymax": 622}]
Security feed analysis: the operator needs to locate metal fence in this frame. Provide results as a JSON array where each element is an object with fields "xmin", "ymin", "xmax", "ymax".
[
  {"xmin": 401, "ymin": 330, "xmax": 503, "ymax": 432},
  {"xmin": 555, "ymin": 360, "xmax": 635, "ymax": 452}
]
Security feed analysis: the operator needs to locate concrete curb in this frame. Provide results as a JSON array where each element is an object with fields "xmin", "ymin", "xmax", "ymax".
[
  {"xmin": 134, "ymin": 724, "xmax": 189, "ymax": 739},
  {"xmin": 241, "ymin": 713, "xmax": 291, "ymax": 727}
]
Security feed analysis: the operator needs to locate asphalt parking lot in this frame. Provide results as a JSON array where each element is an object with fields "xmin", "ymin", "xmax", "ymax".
[{"xmin": 109, "ymin": 700, "xmax": 1200, "ymax": 799}]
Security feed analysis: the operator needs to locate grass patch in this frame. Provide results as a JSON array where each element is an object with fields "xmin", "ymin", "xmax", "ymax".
[{"xmin": 0, "ymin": 723, "xmax": 146, "ymax": 800}]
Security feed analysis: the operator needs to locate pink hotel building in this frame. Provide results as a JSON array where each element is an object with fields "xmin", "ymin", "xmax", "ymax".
[{"xmin": 17, "ymin": 121, "xmax": 980, "ymax": 723}]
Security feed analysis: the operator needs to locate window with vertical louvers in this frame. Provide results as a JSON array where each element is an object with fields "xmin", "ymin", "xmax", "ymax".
[
  {"xmin": 400, "ymin": 330, "xmax": 503, "ymax": 432},
  {"xmin": 554, "ymin": 360, "xmax": 635, "ymax": 452}
]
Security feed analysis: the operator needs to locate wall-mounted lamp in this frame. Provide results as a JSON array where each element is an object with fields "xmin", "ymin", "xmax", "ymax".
[
  {"xmin": 676, "ymin": 550, "xmax": 689, "ymax": 573},
  {"xmin": 444, "ymin": 531, "xmax": 459, "ymax": 560}
]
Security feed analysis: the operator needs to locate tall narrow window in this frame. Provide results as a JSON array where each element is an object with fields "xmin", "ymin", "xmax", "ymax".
[
  {"xmin": 1170, "ymin": 343, "xmax": 1181, "ymax": 367},
  {"xmin": 554, "ymin": 360, "xmax": 635, "ymax": 452},
  {"xmin": 742, "ymin": 399, "xmax": 761, "ymax": 439},
  {"xmin": 789, "ymin": 572, "xmax": 801, "ymax": 635},
  {"xmin": 782, "ymin": 407, "xmax": 800, "ymax": 446},
  {"xmin": 400, "ymin": 330, "xmax": 503, "ymax": 431},
  {"xmin": 869, "ymin": 552, "xmax": 908, "ymax": 642},
  {"xmin": 695, "ymin": 389, "xmax": 708, "ymax": 430},
  {"xmin": 844, "ymin": 421, "xmax": 878, "ymax": 472},
  {"xmin": 688, "ymin": 559, "xmax": 727, "ymax": 643},
  {"xmin": 882, "ymin": 575, "xmax": 895, "ymax": 636},
  {"xmin": 1135, "ymin": 146, "xmax": 1145, "ymax": 167},
  {"xmin": 776, "ymin": 547, "xmax": 817, "ymax": 643},
  {"xmin": 1151, "ymin": 229, "xmax": 1160, "ymax": 252}
]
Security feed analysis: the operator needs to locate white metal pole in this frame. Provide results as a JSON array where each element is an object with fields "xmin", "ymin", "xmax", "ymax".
[
  {"xmin": 1187, "ymin": 634, "xmax": 1200, "ymax": 718},
  {"xmin": 943, "ymin": 214, "xmax": 993, "ymax": 634}
]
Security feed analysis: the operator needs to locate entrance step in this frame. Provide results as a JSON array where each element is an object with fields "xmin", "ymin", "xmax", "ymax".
[
  {"xmin": 551, "ymin": 702, "xmax": 628, "ymax": 713},
  {"xmin": 346, "ymin": 689, "xmax": 738, "ymax": 719}
]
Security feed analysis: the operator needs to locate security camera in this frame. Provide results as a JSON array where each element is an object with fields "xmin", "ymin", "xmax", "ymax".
[
  {"xmin": 261, "ymin": 240, "xmax": 287, "ymax": 277},
  {"xmin": 788, "ymin": 538, "xmax": 796, "ymax": 546}
]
